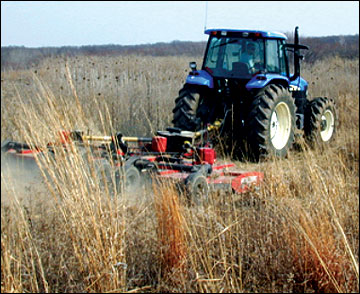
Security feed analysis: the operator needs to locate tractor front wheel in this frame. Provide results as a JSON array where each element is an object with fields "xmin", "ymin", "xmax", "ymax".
[{"xmin": 304, "ymin": 97, "xmax": 337, "ymax": 147}]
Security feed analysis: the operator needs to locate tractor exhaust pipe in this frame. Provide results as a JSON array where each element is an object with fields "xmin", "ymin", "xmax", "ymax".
[
  {"xmin": 289, "ymin": 26, "xmax": 309, "ymax": 81},
  {"xmin": 293, "ymin": 26, "xmax": 301, "ymax": 80}
]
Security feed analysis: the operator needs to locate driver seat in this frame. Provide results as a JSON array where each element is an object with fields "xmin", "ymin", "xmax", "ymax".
[{"xmin": 232, "ymin": 62, "xmax": 250, "ymax": 75}]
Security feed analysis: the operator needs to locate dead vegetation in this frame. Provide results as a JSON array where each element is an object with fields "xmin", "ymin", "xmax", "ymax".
[{"xmin": 1, "ymin": 55, "xmax": 358, "ymax": 293}]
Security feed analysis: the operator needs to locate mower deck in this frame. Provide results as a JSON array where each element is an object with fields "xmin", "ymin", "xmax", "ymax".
[{"xmin": 1, "ymin": 127, "xmax": 263, "ymax": 200}]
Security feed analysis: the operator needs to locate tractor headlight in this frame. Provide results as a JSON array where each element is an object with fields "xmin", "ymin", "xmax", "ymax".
[{"xmin": 189, "ymin": 61, "xmax": 197, "ymax": 71}]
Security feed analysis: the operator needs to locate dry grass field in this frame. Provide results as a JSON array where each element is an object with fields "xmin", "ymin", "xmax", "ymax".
[{"xmin": 1, "ymin": 54, "xmax": 359, "ymax": 293}]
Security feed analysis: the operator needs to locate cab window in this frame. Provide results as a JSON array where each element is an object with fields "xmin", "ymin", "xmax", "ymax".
[{"xmin": 266, "ymin": 39, "xmax": 287, "ymax": 75}]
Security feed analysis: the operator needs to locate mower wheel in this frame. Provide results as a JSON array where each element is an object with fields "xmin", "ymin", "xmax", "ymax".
[
  {"xmin": 125, "ymin": 166, "xmax": 141, "ymax": 188},
  {"xmin": 185, "ymin": 173, "xmax": 209, "ymax": 205},
  {"xmin": 116, "ymin": 165, "xmax": 142, "ymax": 194},
  {"xmin": 94, "ymin": 159, "xmax": 117, "ymax": 195},
  {"xmin": 304, "ymin": 97, "xmax": 337, "ymax": 147}
]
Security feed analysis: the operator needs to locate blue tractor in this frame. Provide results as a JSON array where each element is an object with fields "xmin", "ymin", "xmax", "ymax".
[{"xmin": 172, "ymin": 27, "xmax": 337, "ymax": 160}]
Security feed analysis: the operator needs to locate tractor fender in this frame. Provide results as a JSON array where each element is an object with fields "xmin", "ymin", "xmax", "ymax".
[
  {"xmin": 245, "ymin": 73, "xmax": 289, "ymax": 91},
  {"xmin": 289, "ymin": 76, "xmax": 308, "ymax": 94},
  {"xmin": 186, "ymin": 69, "xmax": 214, "ymax": 89}
]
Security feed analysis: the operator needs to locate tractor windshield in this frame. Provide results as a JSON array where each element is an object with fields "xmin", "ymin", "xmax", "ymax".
[{"xmin": 203, "ymin": 36, "xmax": 265, "ymax": 79}]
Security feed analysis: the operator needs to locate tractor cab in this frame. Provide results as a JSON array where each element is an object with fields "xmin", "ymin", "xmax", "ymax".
[
  {"xmin": 202, "ymin": 29, "xmax": 288, "ymax": 80},
  {"xmin": 186, "ymin": 28, "xmax": 308, "ymax": 92}
]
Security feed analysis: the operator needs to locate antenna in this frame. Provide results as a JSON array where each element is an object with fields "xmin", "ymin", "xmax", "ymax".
[{"xmin": 204, "ymin": 1, "xmax": 208, "ymax": 31}]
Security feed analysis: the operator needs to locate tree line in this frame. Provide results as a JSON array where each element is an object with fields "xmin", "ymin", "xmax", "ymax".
[{"xmin": 1, "ymin": 35, "xmax": 358, "ymax": 71}]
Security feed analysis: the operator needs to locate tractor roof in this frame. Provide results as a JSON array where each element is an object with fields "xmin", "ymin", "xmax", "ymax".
[{"xmin": 205, "ymin": 29, "xmax": 287, "ymax": 40}]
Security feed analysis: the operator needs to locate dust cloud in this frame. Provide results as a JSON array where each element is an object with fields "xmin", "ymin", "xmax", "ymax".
[{"xmin": 1, "ymin": 152, "xmax": 48, "ymax": 206}]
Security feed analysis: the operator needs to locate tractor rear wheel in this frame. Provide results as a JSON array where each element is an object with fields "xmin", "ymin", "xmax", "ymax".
[
  {"xmin": 172, "ymin": 85, "xmax": 202, "ymax": 131},
  {"xmin": 246, "ymin": 84, "xmax": 296, "ymax": 160},
  {"xmin": 304, "ymin": 97, "xmax": 337, "ymax": 147}
]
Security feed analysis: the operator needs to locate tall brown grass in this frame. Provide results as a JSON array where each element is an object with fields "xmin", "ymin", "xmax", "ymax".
[
  {"xmin": 153, "ymin": 183, "xmax": 188, "ymax": 291},
  {"xmin": 1, "ymin": 55, "xmax": 358, "ymax": 293}
]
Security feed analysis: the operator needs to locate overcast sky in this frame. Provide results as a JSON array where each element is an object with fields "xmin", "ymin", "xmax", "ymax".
[{"xmin": 1, "ymin": 1, "xmax": 359, "ymax": 47}]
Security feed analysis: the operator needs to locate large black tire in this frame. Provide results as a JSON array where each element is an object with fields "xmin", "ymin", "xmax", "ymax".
[
  {"xmin": 304, "ymin": 97, "xmax": 337, "ymax": 147},
  {"xmin": 172, "ymin": 85, "xmax": 202, "ymax": 131},
  {"xmin": 246, "ymin": 84, "xmax": 296, "ymax": 160}
]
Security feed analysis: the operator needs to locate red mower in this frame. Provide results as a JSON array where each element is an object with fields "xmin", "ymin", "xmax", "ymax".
[{"xmin": 1, "ymin": 124, "xmax": 263, "ymax": 204}]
